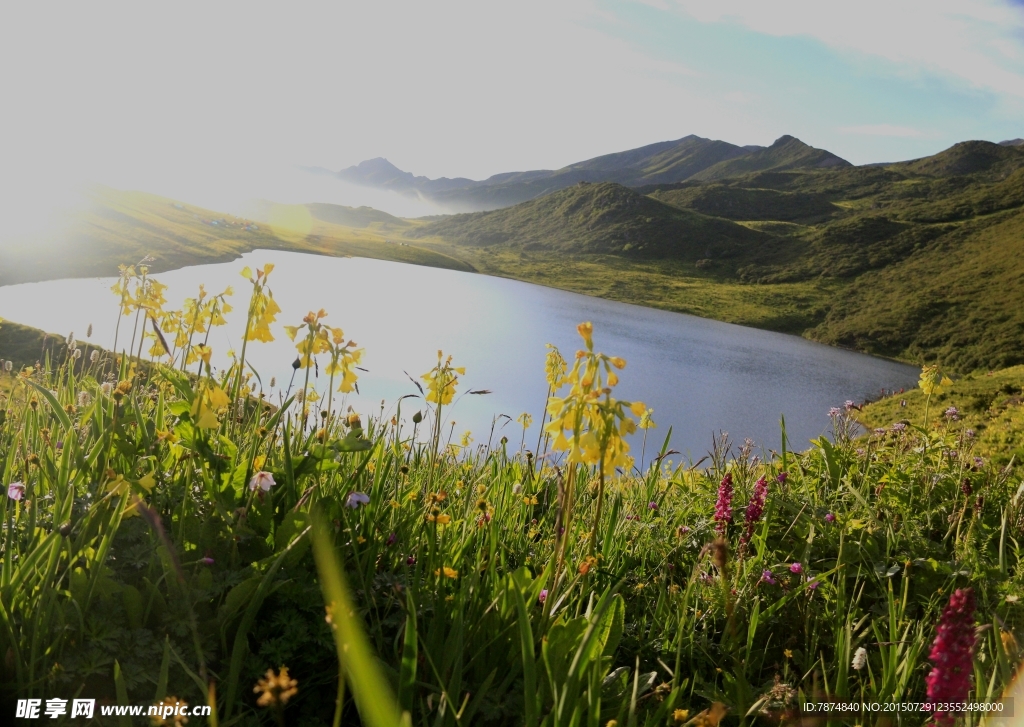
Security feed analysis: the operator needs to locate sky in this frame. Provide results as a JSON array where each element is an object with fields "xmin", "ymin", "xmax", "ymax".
[{"xmin": 1, "ymin": 0, "xmax": 1023, "ymax": 218}]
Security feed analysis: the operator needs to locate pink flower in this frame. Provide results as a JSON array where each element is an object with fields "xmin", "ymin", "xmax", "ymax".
[
  {"xmin": 776, "ymin": 472, "xmax": 788, "ymax": 485},
  {"xmin": 926, "ymin": 588, "xmax": 976, "ymax": 724},
  {"xmin": 741, "ymin": 476, "xmax": 768, "ymax": 545},
  {"xmin": 648, "ymin": 501, "xmax": 658, "ymax": 510},
  {"xmin": 761, "ymin": 569, "xmax": 777, "ymax": 585},
  {"xmin": 789, "ymin": 562, "xmax": 803, "ymax": 574},
  {"xmin": 538, "ymin": 589, "xmax": 548, "ymax": 604},
  {"xmin": 248, "ymin": 471, "xmax": 276, "ymax": 492},
  {"xmin": 714, "ymin": 473, "xmax": 733, "ymax": 534},
  {"xmin": 824, "ymin": 513, "xmax": 836, "ymax": 523},
  {"xmin": 7, "ymin": 482, "xmax": 25, "ymax": 501},
  {"xmin": 406, "ymin": 555, "xmax": 416, "ymax": 566},
  {"xmin": 807, "ymin": 578, "xmax": 819, "ymax": 590}
]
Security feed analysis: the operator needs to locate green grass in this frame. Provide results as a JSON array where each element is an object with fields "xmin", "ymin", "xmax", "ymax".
[
  {"xmin": 857, "ymin": 365, "xmax": 1024, "ymax": 474},
  {"xmin": 1, "ymin": 270, "xmax": 1022, "ymax": 726}
]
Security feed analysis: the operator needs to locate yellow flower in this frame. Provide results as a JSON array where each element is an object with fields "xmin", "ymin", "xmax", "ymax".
[
  {"xmin": 919, "ymin": 365, "xmax": 953, "ymax": 396},
  {"xmin": 544, "ymin": 344, "xmax": 567, "ymax": 388},
  {"xmin": 191, "ymin": 384, "xmax": 229, "ymax": 430},
  {"xmin": 673, "ymin": 709, "xmax": 690, "ymax": 724},
  {"xmin": 422, "ymin": 351, "xmax": 464, "ymax": 405},
  {"xmin": 253, "ymin": 666, "xmax": 298, "ymax": 708},
  {"xmin": 435, "ymin": 513, "xmax": 451, "ymax": 525},
  {"xmin": 517, "ymin": 412, "xmax": 533, "ymax": 429},
  {"xmin": 577, "ymin": 321, "xmax": 594, "ymax": 348},
  {"xmin": 435, "ymin": 566, "xmax": 458, "ymax": 579},
  {"xmin": 784, "ymin": 649, "xmax": 793, "ymax": 659}
]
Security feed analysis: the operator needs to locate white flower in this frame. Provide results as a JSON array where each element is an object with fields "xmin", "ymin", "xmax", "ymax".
[
  {"xmin": 7, "ymin": 482, "xmax": 25, "ymax": 501},
  {"xmin": 3, "ymin": 360, "xmax": 12, "ymax": 372},
  {"xmin": 77, "ymin": 391, "xmax": 92, "ymax": 408},
  {"xmin": 90, "ymin": 351, "xmax": 99, "ymax": 363},
  {"xmin": 511, "ymin": 483, "xmax": 523, "ymax": 495},
  {"xmin": 73, "ymin": 349, "xmax": 82, "ymax": 359},
  {"xmin": 852, "ymin": 646, "xmax": 868, "ymax": 671},
  {"xmin": 345, "ymin": 491, "xmax": 370, "ymax": 509},
  {"xmin": 249, "ymin": 471, "xmax": 276, "ymax": 492},
  {"xmin": 100, "ymin": 382, "xmax": 113, "ymax": 396}
]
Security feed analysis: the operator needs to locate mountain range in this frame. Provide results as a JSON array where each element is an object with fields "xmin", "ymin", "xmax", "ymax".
[{"xmin": 324, "ymin": 134, "xmax": 851, "ymax": 212}]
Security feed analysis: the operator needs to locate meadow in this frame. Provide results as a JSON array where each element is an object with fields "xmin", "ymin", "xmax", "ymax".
[{"xmin": 0, "ymin": 260, "xmax": 1020, "ymax": 726}]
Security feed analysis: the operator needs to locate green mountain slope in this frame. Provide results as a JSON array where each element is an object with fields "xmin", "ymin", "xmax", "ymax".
[
  {"xmin": 690, "ymin": 135, "xmax": 850, "ymax": 181},
  {"xmin": 410, "ymin": 181, "xmax": 767, "ymax": 259}
]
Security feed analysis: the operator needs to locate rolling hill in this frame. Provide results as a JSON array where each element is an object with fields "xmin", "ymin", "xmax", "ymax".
[{"xmin": 407, "ymin": 138, "xmax": 1024, "ymax": 371}]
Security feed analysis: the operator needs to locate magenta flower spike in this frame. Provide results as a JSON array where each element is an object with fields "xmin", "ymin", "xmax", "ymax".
[
  {"xmin": 926, "ymin": 588, "xmax": 976, "ymax": 724},
  {"xmin": 714, "ymin": 473, "xmax": 733, "ymax": 534}
]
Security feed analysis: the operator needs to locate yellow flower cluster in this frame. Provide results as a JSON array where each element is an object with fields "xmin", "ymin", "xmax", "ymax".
[
  {"xmin": 544, "ymin": 322, "xmax": 647, "ymax": 470},
  {"xmin": 422, "ymin": 351, "xmax": 465, "ymax": 405},
  {"xmin": 283, "ymin": 309, "xmax": 363, "ymax": 392},
  {"xmin": 240, "ymin": 264, "xmax": 281, "ymax": 343},
  {"xmin": 253, "ymin": 666, "xmax": 298, "ymax": 708},
  {"xmin": 191, "ymin": 384, "xmax": 230, "ymax": 430},
  {"xmin": 919, "ymin": 364, "xmax": 953, "ymax": 396}
]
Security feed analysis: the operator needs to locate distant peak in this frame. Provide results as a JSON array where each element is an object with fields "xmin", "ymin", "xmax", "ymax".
[
  {"xmin": 354, "ymin": 157, "xmax": 404, "ymax": 171},
  {"xmin": 771, "ymin": 135, "xmax": 800, "ymax": 146}
]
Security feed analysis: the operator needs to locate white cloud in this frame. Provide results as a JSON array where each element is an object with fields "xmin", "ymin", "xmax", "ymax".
[{"xmin": 664, "ymin": 0, "xmax": 1024, "ymax": 99}]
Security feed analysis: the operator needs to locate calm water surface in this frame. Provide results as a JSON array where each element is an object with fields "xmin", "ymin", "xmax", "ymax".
[{"xmin": 0, "ymin": 250, "xmax": 918, "ymax": 458}]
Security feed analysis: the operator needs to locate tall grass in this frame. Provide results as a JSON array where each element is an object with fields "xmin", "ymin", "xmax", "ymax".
[{"xmin": 0, "ymin": 264, "xmax": 1021, "ymax": 726}]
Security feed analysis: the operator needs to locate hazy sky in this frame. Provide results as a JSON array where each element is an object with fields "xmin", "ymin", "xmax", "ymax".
[{"xmin": 2, "ymin": 0, "xmax": 1023, "ymax": 215}]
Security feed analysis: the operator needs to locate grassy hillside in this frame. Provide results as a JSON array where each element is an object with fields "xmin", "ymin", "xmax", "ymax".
[
  {"xmin": 410, "ymin": 140, "xmax": 1024, "ymax": 373},
  {"xmin": 412, "ymin": 181, "xmax": 767, "ymax": 260},
  {"xmin": 0, "ymin": 185, "xmax": 471, "ymax": 288},
  {"xmin": 857, "ymin": 365, "xmax": 1024, "ymax": 474}
]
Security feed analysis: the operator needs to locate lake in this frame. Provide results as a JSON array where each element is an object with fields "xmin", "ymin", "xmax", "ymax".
[{"xmin": 0, "ymin": 249, "xmax": 919, "ymax": 460}]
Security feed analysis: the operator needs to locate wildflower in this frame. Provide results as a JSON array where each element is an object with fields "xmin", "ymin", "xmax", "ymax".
[
  {"xmin": 919, "ymin": 365, "xmax": 953, "ymax": 396},
  {"xmin": 844, "ymin": 400, "xmax": 854, "ymax": 411},
  {"xmin": 517, "ymin": 412, "xmax": 533, "ymax": 429},
  {"xmin": 149, "ymin": 696, "xmax": 189, "ymax": 725},
  {"xmin": 7, "ymin": 482, "xmax": 25, "ymax": 501},
  {"xmin": 239, "ymin": 264, "xmax": 280, "ymax": 343},
  {"xmin": 852, "ymin": 646, "xmax": 868, "ymax": 671},
  {"xmin": 638, "ymin": 407, "xmax": 656, "ymax": 429},
  {"xmin": 345, "ymin": 491, "xmax": 370, "ymax": 509},
  {"xmin": 944, "ymin": 406, "xmax": 959, "ymax": 421},
  {"xmin": 807, "ymin": 578, "xmax": 820, "ymax": 590},
  {"xmin": 676, "ymin": 525, "xmax": 690, "ymax": 537},
  {"xmin": 741, "ymin": 475, "xmax": 768, "ymax": 544},
  {"xmin": 761, "ymin": 569, "xmax": 777, "ymax": 585},
  {"xmin": 511, "ymin": 482, "xmax": 523, "ymax": 495},
  {"xmin": 648, "ymin": 501, "xmax": 658, "ymax": 510},
  {"xmin": 673, "ymin": 709, "xmax": 690, "ymax": 724},
  {"xmin": 973, "ymin": 456, "xmax": 984, "ymax": 469},
  {"xmin": 784, "ymin": 649, "xmax": 793, "ymax": 659},
  {"xmin": 406, "ymin": 556, "xmax": 416, "ymax": 566},
  {"xmin": 961, "ymin": 478, "xmax": 973, "ymax": 496},
  {"xmin": 201, "ymin": 557, "xmax": 215, "ymax": 566},
  {"xmin": 435, "ymin": 567, "xmax": 458, "ymax": 579},
  {"xmin": 891, "ymin": 422, "xmax": 907, "ymax": 432},
  {"xmin": 249, "ymin": 471, "xmax": 276, "ymax": 492},
  {"xmin": 965, "ymin": 428, "xmax": 975, "ymax": 439},
  {"xmin": 789, "ymin": 562, "xmax": 802, "ymax": 574},
  {"xmin": 72, "ymin": 348, "xmax": 82, "ymax": 359},
  {"xmin": 4, "ymin": 360, "xmax": 12, "ymax": 372},
  {"xmin": 926, "ymin": 588, "xmax": 976, "ymax": 724},
  {"xmin": 422, "ymin": 351, "xmax": 465, "ymax": 406},
  {"xmin": 873, "ymin": 427, "xmax": 887, "ymax": 435},
  {"xmin": 776, "ymin": 471, "xmax": 788, "ymax": 484},
  {"xmin": 386, "ymin": 532, "xmax": 397, "ymax": 546},
  {"xmin": 828, "ymin": 407, "xmax": 842, "ymax": 418},
  {"xmin": 713, "ymin": 473, "xmax": 733, "ymax": 534},
  {"xmin": 100, "ymin": 382, "xmax": 112, "ymax": 396},
  {"xmin": 538, "ymin": 589, "xmax": 548, "ymax": 604},
  {"xmin": 254, "ymin": 666, "xmax": 298, "ymax": 708},
  {"xmin": 77, "ymin": 391, "xmax": 91, "ymax": 407},
  {"xmin": 824, "ymin": 513, "xmax": 836, "ymax": 523}
]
